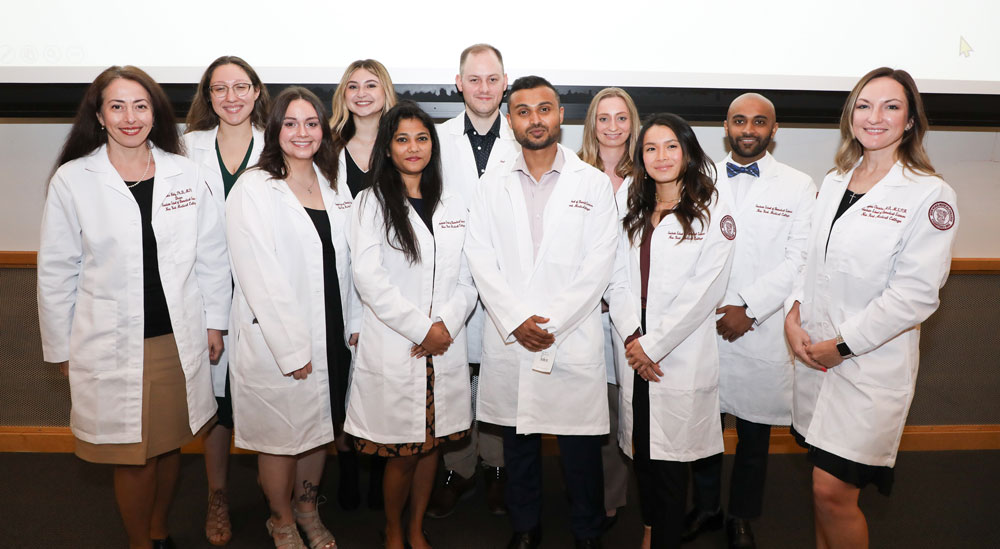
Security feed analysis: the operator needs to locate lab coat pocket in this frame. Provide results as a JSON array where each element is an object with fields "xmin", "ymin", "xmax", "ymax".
[
  {"xmin": 69, "ymin": 295, "xmax": 118, "ymax": 371},
  {"xmin": 235, "ymin": 322, "xmax": 298, "ymax": 389}
]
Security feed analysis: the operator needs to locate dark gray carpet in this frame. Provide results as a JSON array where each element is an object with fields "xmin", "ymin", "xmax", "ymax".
[{"xmin": 1, "ymin": 450, "xmax": 997, "ymax": 548}]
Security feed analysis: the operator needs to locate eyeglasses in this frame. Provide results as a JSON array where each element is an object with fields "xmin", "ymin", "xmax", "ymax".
[{"xmin": 209, "ymin": 82, "xmax": 253, "ymax": 99}]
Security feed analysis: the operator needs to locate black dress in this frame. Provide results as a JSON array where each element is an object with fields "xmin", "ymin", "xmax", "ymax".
[
  {"xmin": 344, "ymin": 149, "xmax": 368, "ymax": 198},
  {"xmin": 304, "ymin": 207, "xmax": 353, "ymax": 426}
]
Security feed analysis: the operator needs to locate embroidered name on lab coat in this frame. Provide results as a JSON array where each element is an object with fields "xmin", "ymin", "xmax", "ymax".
[
  {"xmin": 335, "ymin": 201, "xmax": 353, "ymax": 210},
  {"xmin": 667, "ymin": 230, "xmax": 705, "ymax": 241},
  {"xmin": 569, "ymin": 199, "xmax": 593, "ymax": 211},
  {"xmin": 755, "ymin": 204, "xmax": 792, "ymax": 218},
  {"xmin": 163, "ymin": 188, "xmax": 196, "ymax": 211},
  {"xmin": 860, "ymin": 204, "xmax": 908, "ymax": 224},
  {"xmin": 438, "ymin": 220, "xmax": 466, "ymax": 229}
]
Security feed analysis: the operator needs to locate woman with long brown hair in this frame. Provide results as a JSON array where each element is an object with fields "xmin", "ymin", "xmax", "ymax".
[{"xmin": 785, "ymin": 67, "xmax": 959, "ymax": 548}]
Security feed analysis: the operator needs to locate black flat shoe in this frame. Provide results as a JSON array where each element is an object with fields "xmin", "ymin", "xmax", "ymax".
[
  {"xmin": 506, "ymin": 526, "xmax": 542, "ymax": 549},
  {"xmin": 151, "ymin": 537, "xmax": 175, "ymax": 549},
  {"xmin": 727, "ymin": 517, "xmax": 756, "ymax": 549},
  {"xmin": 681, "ymin": 507, "xmax": 724, "ymax": 542}
]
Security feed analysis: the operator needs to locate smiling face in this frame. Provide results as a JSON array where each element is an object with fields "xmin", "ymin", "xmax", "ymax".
[
  {"xmin": 209, "ymin": 63, "xmax": 259, "ymax": 129},
  {"xmin": 390, "ymin": 117, "xmax": 433, "ymax": 178},
  {"xmin": 851, "ymin": 76, "xmax": 912, "ymax": 155},
  {"xmin": 642, "ymin": 124, "xmax": 684, "ymax": 184},
  {"xmin": 344, "ymin": 68, "xmax": 386, "ymax": 118},
  {"xmin": 96, "ymin": 78, "xmax": 153, "ymax": 151},
  {"xmin": 594, "ymin": 96, "xmax": 631, "ymax": 149},
  {"xmin": 507, "ymin": 86, "xmax": 563, "ymax": 151},
  {"xmin": 456, "ymin": 50, "xmax": 507, "ymax": 119},
  {"xmin": 278, "ymin": 99, "xmax": 323, "ymax": 162},
  {"xmin": 724, "ymin": 95, "xmax": 777, "ymax": 163}
]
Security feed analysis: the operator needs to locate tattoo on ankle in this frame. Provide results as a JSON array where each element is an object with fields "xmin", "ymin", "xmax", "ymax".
[{"xmin": 298, "ymin": 480, "xmax": 319, "ymax": 504}]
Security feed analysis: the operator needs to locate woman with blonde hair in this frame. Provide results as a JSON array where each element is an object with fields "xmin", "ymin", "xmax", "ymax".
[
  {"xmin": 785, "ymin": 67, "xmax": 958, "ymax": 548},
  {"xmin": 330, "ymin": 59, "xmax": 398, "ymax": 198},
  {"xmin": 578, "ymin": 86, "xmax": 640, "ymax": 529}
]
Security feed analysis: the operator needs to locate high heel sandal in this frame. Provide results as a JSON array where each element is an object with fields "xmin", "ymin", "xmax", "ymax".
[
  {"xmin": 266, "ymin": 518, "xmax": 307, "ymax": 549},
  {"xmin": 293, "ymin": 508, "xmax": 338, "ymax": 549},
  {"xmin": 205, "ymin": 489, "xmax": 233, "ymax": 546}
]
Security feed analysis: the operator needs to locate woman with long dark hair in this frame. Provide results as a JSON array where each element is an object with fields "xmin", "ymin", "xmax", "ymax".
[
  {"xmin": 785, "ymin": 68, "xmax": 958, "ymax": 548},
  {"xmin": 184, "ymin": 54, "xmax": 270, "ymax": 546},
  {"xmin": 226, "ymin": 86, "xmax": 356, "ymax": 549},
  {"xmin": 38, "ymin": 65, "xmax": 229, "ymax": 549},
  {"xmin": 606, "ymin": 113, "xmax": 735, "ymax": 548},
  {"xmin": 345, "ymin": 101, "xmax": 477, "ymax": 549}
]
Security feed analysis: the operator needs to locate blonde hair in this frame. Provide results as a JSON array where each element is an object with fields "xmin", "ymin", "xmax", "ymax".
[
  {"xmin": 330, "ymin": 59, "xmax": 398, "ymax": 144},
  {"xmin": 459, "ymin": 44, "xmax": 504, "ymax": 74},
  {"xmin": 834, "ymin": 67, "xmax": 936, "ymax": 177},
  {"xmin": 578, "ymin": 87, "xmax": 640, "ymax": 179}
]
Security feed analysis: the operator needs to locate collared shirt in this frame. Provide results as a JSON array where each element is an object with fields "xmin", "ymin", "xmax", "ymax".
[
  {"xmin": 727, "ymin": 152, "xmax": 775, "ymax": 207},
  {"xmin": 514, "ymin": 147, "xmax": 565, "ymax": 260},
  {"xmin": 465, "ymin": 113, "xmax": 502, "ymax": 177}
]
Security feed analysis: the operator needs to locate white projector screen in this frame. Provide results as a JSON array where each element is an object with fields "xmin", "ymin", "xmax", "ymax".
[{"xmin": 1, "ymin": 0, "xmax": 997, "ymax": 95}]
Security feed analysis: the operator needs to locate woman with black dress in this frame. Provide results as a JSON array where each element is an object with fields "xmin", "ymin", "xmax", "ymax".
[
  {"xmin": 345, "ymin": 102, "xmax": 477, "ymax": 549},
  {"xmin": 226, "ymin": 86, "xmax": 357, "ymax": 549}
]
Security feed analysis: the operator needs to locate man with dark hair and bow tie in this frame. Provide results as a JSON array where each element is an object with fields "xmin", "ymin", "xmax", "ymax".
[{"xmin": 683, "ymin": 93, "xmax": 817, "ymax": 549}]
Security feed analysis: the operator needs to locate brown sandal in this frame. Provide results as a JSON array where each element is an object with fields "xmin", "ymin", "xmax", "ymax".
[
  {"xmin": 293, "ymin": 508, "xmax": 338, "ymax": 549},
  {"xmin": 205, "ymin": 489, "xmax": 232, "ymax": 546},
  {"xmin": 266, "ymin": 518, "xmax": 307, "ymax": 549}
]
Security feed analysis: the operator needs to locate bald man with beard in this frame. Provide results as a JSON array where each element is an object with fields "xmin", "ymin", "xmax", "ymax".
[{"xmin": 683, "ymin": 93, "xmax": 817, "ymax": 549}]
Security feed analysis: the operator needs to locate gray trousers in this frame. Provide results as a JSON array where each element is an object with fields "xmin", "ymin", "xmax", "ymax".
[{"xmin": 602, "ymin": 383, "xmax": 629, "ymax": 511}]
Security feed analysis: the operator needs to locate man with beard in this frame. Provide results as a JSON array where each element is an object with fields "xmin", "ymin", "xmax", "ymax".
[
  {"xmin": 429, "ymin": 43, "xmax": 520, "ymax": 519},
  {"xmin": 464, "ymin": 76, "xmax": 617, "ymax": 549},
  {"xmin": 683, "ymin": 93, "xmax": 817, "ymax": 549}
]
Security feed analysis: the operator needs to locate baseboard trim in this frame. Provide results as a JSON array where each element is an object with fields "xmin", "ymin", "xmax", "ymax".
[{"xmin": 5, "ymin": 424, "xmax": 998, "ymax": 455}]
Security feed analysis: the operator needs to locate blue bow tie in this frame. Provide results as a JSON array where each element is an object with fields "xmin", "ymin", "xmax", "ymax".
[{"xmin": 726, "ymin": 162, "xmax": 760, "ymax": 178}]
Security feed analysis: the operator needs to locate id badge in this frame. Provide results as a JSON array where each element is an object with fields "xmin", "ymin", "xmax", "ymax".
[{"xmin": 532, "ymin": 348, "xmax": 555, "ymax": 374}]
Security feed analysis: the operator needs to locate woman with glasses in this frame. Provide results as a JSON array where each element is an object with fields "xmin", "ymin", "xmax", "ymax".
[{"xmin": 184, "ymin": 55, "xmax": 270, "ymax": 546}]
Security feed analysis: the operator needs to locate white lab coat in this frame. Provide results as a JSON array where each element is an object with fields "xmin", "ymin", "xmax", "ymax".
[
  {"xmin": 607, "ymin": 193, "xmax": 736, "ymax": 461},
  {"xmin": 790, "ymin": 161, "xmax": 958, "ymax": 467},
  {"xmin": 345, "ymin": 188, "xmax": 478, "ymax": 443},
  {"xmin": 226, "ymin": 166, "xmax": 359, "ymax": 455},
  {"xmin": 438, "ymin": 111, "xmax": 520, "ymax": 364},
  {"xmin": 603, "ymin": 175, "xmax": 634, "ymax": 385},
  {"xmin": 714, "ymin": 153, "xmax": 816, "ymax": 425},
  {"xmin": 183, "ymin": 126, "xmax": 265, "ymax": 396},
  {"xmin": 464, "ymin": 145, "xmax": 618, "ymax": 435},
  {"xmin": 37, "ymin": 144, "xmax": 229, "ymax": 444}
]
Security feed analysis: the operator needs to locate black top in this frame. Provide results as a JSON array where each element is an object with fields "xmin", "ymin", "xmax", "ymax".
[
  {"xmin": 464, "ymin": 113, "xmax": 501, "ymax": 177},
  {"xmin": 345, "ymin": 149, "xmax": 368, "ymax": 198},
  {"xmin": 407, "ymin": 196, "xmax": 434, "ymax": 234},
  {"xmin": 126, "ymin": 177, "xmax": 173, "ymax": 338},
  {"xmin": 216, "ymin": 136, "xmax": 254, "ymax": 197},
  {"xmin": 833, "ymin": 188, "xmax": 865, "ymax": 225},
  {"xmin": 303, "ymin": 207, "xmax": 352, "ymax": 425}
]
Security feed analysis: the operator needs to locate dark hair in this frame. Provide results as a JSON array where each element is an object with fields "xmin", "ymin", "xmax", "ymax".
[
  {"xmin": 185, "ymin": 55, "xmax": 270, "ymax": 132},
  {"xmin": 507, "ymin": 75, "xmax": 559, "ymax": 108},
  {"xmin": 623, "ymin": 113, "xmax": 717, "ymax": 244},
  {"xmin": 363, "ymin": 101, "xmax": 442, "ymax": 264},
  {"xmin": 56, "ymin": 65, "xmax": 182, "ymax": 168},
  {"xmin": 257, "ymin": 86, "xmax": 339, "ymax": 187}
]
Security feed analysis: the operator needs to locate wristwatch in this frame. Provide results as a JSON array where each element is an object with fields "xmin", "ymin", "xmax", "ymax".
[{"xmin": 835, "ymin": 333, "xmax": 853, "ymax": 358}]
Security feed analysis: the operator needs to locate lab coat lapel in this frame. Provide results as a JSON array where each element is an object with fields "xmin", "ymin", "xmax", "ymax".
[
  {"xmin": 503, "ymin": 167, "xmax": 535, "ymax": 281},
  {"xmin": 150, "ymin": 146, "xmax": 183, "ymax": 217},
  {"xmin": 84, "ymin": 145, "xmax": 135, "ymax": 201}
]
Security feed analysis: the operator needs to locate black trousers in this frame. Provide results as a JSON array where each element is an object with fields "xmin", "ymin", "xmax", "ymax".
[
  {"xmin": 690, "ymin": 414, "xmax": 772, "ymax": 519},
  {"xmin": 632, "ymin": 370, "xmax": 688, "ymax": 549},
  {"xmin": 502, "ymin": 427, "xmax": 604, "ymax": 539}
]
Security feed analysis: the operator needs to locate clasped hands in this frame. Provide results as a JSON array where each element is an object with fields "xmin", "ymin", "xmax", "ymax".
[
  {"xmin": 784, "ymin": 303, "xmax": 843, "ymax": 372},
  {"xmin": 624, "ymin": 330, "xmax": 663, "ymax": 383},
  {"xmin": 513, "ymin": 315, "xmax": 555, "ymax": 352},
  {"xmin": 716, "ymin": 305, "xmax": 755, "ymax": 342}
]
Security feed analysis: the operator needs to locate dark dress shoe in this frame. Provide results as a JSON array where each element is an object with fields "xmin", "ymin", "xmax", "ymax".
[
  {"xmin": 727, "ymin": 518, "xmax": 756, "ymax": 549},
  {"xmin": 575, "ymin": 537, "xmax": 602, "ymax": 548},
  {"xmin": 151, "ymin": 537, "xmax": 175, "ymax": 549},
  {"xmin": 426, "ymin": 469, "xmax": 476, "ymax": 518},
  {"xmin": 681, "ymin": 507, "xmax": 724, "ymax": 542},
  {"xmin": 483, "ymin": 464, "xmax": 508, "ymax": 515},
  {"xmin": 506, "ymin": 526, "xmax": 542, "ymax": 549}
]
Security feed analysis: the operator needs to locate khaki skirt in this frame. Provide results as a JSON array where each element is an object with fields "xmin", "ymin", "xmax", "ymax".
[{"xmin": 75, "ymin": 333, "xmax": 214, "ymax": 465}]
